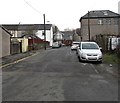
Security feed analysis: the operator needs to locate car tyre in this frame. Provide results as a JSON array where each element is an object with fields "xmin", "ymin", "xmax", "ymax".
[
  {"xmin": 99, "ymin": 61, "xmax": 102, "ymax": 64},
  {"xmin": 78, "ymin": 56, "xmax": 81, "ymax": 62},
  {"xmin": 76, "ymin": 51, "xmax": 78, "ymax": 54}
]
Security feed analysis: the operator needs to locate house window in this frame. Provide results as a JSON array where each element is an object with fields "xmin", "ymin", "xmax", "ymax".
[
  {"xmin": 113, "ymin": 18, "xmax": 118, "ymax": 25},
  {"xmin": 104, "ymin": 19, "xmax": 108, "ymax": 25},
  {"xmin": 98, "ymin": 19, "xmax": 103, "ymax": 25},
  {"xmin": 103, "ymin": 19, "xmax": 111, "ymax": 25},
  {"xmin": 107, "ymin": 19, "xmax": 111, "ymax": 25}
]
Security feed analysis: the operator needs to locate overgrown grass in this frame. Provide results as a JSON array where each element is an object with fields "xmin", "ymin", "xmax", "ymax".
[{"xmin": 103, "ymin": 53, "xmax": 120, "ymax": 64}]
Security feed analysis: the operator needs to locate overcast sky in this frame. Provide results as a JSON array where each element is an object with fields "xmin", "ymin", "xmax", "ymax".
[{"xmin": 0, "ymin": 0, "xmax": 120, "ymax": 31}]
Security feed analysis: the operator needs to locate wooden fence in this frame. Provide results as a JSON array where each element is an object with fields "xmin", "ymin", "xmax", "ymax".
[{"xmin": 28, "ymin": 38, "xmax": 49, "ymax": 51}]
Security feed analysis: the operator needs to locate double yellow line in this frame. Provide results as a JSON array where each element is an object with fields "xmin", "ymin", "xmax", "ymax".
[{"xmin": 0, "ymin": 53, "xmax": 39, "ymax": 69}]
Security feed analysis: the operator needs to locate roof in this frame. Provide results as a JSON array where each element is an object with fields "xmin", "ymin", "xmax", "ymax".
[
  {"xmin": 2, "ymin": 24, "xmax": 52, "ymax": 31},
  {"xmin": 61, "ymin": 31, "xmax": 73, "ymax": 40},
  {"xmin": 0, "ymin": 25, "xmax": 12, "ymax": 36},
  {"xmin": 80, "ymin": 10, "xmax": 120, "ymax": 22}
]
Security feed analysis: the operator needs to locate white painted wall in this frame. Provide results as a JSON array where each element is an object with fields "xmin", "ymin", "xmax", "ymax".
[
  {"xmin": 36, "ymin": 31, "xmax": 44, "ymax": 39},
  {"xmin": 36, "ymin": 27, "xmax": 53, "ymax": 46}
]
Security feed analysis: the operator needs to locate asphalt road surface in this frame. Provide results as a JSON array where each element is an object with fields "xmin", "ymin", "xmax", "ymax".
[{"xmin": 2, "ymin": 47, "xmax": 118, "ymax": 101}]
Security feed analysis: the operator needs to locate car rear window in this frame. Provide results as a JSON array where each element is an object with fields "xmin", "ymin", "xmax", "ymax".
[
  {"xmin": 72, "ymin": 43, "xmax": 79, "ymax": 45},
  {"xmin": 82, "ymin": 43, "xmax": 99, "ymax": 49}
]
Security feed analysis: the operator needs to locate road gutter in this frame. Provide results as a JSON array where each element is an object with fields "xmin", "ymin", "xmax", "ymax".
[{"xmin": 0, "ymin": 53, "xmax": 39, "ymax": 69}]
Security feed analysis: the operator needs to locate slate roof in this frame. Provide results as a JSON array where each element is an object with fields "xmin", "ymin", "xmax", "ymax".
[
  {"xmin": 2, "ymin": 24, "xmax": 52, "ymax": 31},
  {"xmin": 80, "ymin": 10, "xmax": 120, "ymax": 21},
  {"xmin": 0, "ymin": 25, "xmax": 12, "ymax": 36}
]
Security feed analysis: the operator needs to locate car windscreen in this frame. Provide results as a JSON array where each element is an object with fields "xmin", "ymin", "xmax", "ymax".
[{"xmin": 82, "ymin": 43, "xmax": 99, "ymax": 49}]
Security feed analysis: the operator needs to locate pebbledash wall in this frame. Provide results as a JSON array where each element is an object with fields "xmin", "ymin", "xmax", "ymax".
[{"xmin": 0, "ymin": 27, "xmax": 11, "ymax": 58}]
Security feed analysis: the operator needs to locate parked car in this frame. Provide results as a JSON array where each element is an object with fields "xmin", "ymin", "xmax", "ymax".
[
  {"xmin": 52, "ymin": 42, "xmax": 60, "ymax": 48},
  {"xmin": 61, "ymin": 43, "xmax": 66, "ymax": 46},
  {"xmin": 76, "ymin": 42, "xmax": 102, "ymax": 62},
  {"xmin": 71, "ymin": 41, "xmax": 80, "ymax": 50}
]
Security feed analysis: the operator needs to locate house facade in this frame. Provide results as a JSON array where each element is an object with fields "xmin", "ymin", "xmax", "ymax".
[
  {"xmin": 35, "ymin": 24, "xmax": 54, "ymax": 46},
  {"xmin": 53, "ymin": 32, "xmax": 63, "ymax": 41},
  {"xmin": 80, "ymin": 10, "xmax": 120, "ymax": 41},
  {"xmin": 0, "ymin": 26, "xmax": 11, "ymax": 58},
  {"xmin": 52, "ymin": 32, "xmax": 64, "ymax": 46},
  {"xmin": 2, "ymin": 24, "xmax": 54, "ymax": 47},
  {"xmin": 61, "ymin": 31, "xmax": 73, "ymax": 46}
]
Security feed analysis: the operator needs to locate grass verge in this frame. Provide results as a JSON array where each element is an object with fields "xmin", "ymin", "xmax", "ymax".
[{"xmin": 103, "ymin": 53, "xmax": 120, "ymax": 64}]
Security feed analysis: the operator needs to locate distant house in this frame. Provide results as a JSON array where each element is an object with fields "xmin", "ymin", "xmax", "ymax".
[
  {"xmin": 2, "ymin": 24, "xmax": 54, "ymax": 46},
  {"xmin": 52, "ymin": 32, "xmax": 64, "ymax": 46},
  {"xmin": 53, "ymin": 32, "xmax": 63, "ymax": 41},
  {"xmin": 61, "ymin": 31, "xmax": 73, "ymax": 46},
  {"xmin": 73, "ymin": 29, "xmax": 81, "ymax": 41},
  {"xmin": 0, "ymin": 26, "xmax": 12, "ymax": 58},
  {"xmin": 79, "ymin": 10, "xmax": 120, "ymax": 41}
]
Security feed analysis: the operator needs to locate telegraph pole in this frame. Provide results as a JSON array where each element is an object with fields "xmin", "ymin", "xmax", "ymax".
[
  {"xmin": 88, "ymin": 11, "xmax": 91, "ymax": 41},
  {"xmin": 43, "ymin": 14, "xmax": 46, "ymax": 50}
]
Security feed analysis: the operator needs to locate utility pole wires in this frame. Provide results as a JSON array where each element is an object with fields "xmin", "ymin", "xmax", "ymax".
[
  {"xmin": 24, "ymin": 0, "xmax": 46, "ymax": 50},
  {"xmin": 24, "ymin": 0, "xmax": 42, "ymax": 15}
]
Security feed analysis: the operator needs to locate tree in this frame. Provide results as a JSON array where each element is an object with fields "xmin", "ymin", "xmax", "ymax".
[
  {"xmin": 53, "ymin": 25, "xmax": 59, "ymax": 34},
  {"xmin": 76, "ymin": 28, "xmax": 81, "ymax": 36}
]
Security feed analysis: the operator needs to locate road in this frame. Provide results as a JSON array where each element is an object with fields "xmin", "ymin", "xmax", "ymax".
[{"xmin": 2, "ymin": 47, "xmax": 118, "ymax": 101}]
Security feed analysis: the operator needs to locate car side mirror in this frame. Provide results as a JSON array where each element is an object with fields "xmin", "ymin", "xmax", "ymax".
[
  {"xmin": 78, "ymin": 47, "xmax": 81, "ymax": 50},
  {"xmin": 99, "ymin": 47, "xmax": 103, "ymax": 52}
]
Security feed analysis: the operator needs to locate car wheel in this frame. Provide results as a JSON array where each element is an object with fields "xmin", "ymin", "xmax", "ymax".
[
  {"xmin": 76, "ymin": 51, "xmax": 78, "ymax": 54},
  {"xmin": 96, "ymin": 61, "xmax": 102, "ymax": 64},
  {"xmin": 78, "ymin": 56, "xmax": 81, "ymax": 62},
  {"xmin": 99, "ymin": 61, "xmax": 102, "ymax": 64}
]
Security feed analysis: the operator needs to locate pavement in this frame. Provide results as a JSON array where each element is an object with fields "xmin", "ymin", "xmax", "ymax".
[{"xmin": 0, "ymin": 49, "xmax": 45, "ymax": 67}]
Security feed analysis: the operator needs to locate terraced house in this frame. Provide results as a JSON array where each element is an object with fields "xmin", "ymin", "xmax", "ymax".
[
  {"xmin": 2, "ymin": 24, "xmax": 55, "ymax": 53},
  {"xmin": 80, "ymin": 10, "xmax": 120, "ymax": 41}
]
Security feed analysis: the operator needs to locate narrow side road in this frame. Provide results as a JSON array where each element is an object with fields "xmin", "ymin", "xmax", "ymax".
[{"xmin": 2, "ymin": 47, "xmax": 118, "ymax": 101}]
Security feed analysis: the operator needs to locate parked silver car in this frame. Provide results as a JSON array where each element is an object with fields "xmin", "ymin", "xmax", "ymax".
[
  {"xmin": 71, "ymin": 41, "xmax": 80, "ymax": 50},
  {"xmin": 76, "ymin": 42, "xmax": 102, "ymax": 62}
]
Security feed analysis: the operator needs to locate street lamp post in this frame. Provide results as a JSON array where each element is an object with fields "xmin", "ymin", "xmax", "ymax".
[{"xmin": 43, "ymin": 14, "xmax": 46, "ymax": 50}]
